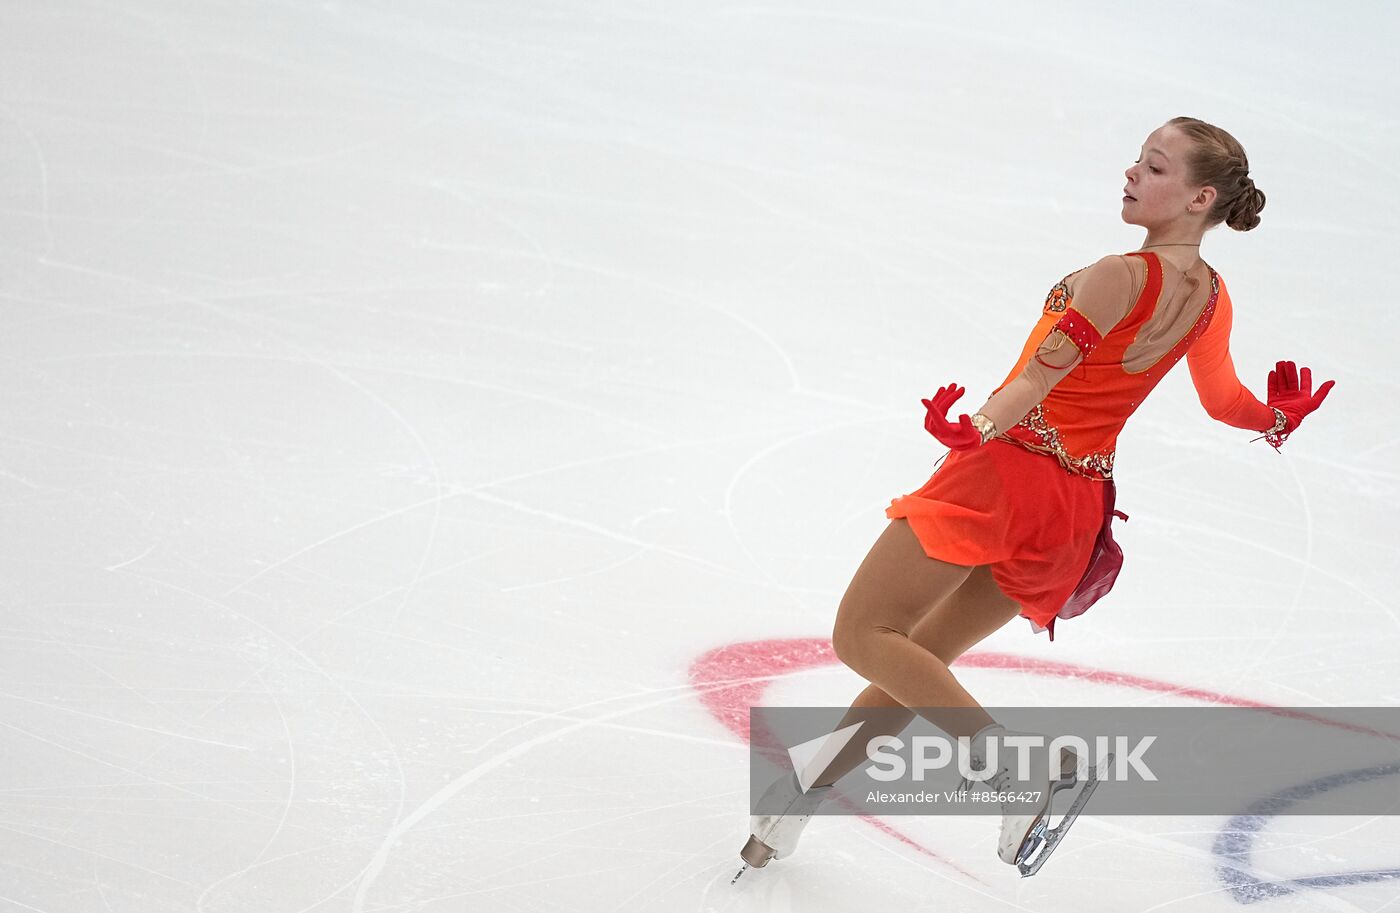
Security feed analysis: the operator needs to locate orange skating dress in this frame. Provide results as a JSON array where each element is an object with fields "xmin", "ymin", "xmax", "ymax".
[{"xmin": 886, "ymin": 250, "xmax": 1278, "ymax": 638}]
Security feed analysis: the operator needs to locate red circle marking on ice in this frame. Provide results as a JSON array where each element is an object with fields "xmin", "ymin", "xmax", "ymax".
[{"xmin": 691, "ymin": 637, "xmax": 1400, "ymax": 881}]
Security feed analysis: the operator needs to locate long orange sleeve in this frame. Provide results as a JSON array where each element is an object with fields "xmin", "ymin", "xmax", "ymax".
[{"xmin": 1184, "ymin": 276, "xmax": 1276, "ymax": 431}]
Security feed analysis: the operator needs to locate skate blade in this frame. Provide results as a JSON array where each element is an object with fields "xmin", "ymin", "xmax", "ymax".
[
  {"xmin": 739, "ymin": 835, "xmax": 777, "ymax": 868},
  {"xmin": 1016, "ymin": 752, "xmax": 1114, "ymax": 878}
]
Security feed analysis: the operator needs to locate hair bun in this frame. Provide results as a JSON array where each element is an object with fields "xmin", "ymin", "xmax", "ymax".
[{"xmin": 1226, "ymin": 178, "xmax": 1265, "ymax": 232}]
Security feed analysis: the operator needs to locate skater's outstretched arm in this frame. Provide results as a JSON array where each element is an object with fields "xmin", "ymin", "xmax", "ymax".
[{"xmin": 1185, "ymin": 277, "xmax": 1277, "ymax": 431}]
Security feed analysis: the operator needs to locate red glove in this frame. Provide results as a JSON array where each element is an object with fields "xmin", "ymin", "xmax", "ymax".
[
  {"xmin": 921, "ymin": 383, "xmax": 982, "ymax": 451},
  {"xmin": 1262, "ymin": 359, "xmax": 1335, "ymax": 449}
]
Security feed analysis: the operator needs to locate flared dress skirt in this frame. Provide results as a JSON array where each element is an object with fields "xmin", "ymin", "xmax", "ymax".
[{"xmin": 884, "ymin": 438, "xmax": 1108, "ymax": 632}]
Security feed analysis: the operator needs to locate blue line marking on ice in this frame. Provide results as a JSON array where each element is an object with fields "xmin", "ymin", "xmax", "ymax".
[{"xmin": 1213, "ymin": 762, "xmax": 1400, "ymax": 903}]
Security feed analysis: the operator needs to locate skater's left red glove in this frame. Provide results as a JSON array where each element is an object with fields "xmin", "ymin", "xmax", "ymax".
[{"xmin": 922, "ymin": 383, "xmax": 983, "ymax": 451}]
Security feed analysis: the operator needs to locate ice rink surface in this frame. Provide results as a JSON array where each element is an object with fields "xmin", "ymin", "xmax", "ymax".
[{"xmin": 1, "ymin": 1, "xmax": 1397, "ymax": 910}]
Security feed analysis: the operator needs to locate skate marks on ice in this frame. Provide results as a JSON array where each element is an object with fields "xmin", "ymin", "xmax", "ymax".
[{"xmin": 690, "ymin": 638, "xmax": 1400, "ymax": 896}]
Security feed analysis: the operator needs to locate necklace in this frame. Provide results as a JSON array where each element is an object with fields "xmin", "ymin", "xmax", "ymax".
[{"xmin": 1138, "ymin": 243, "xmax": 1202, "ymax": 272}]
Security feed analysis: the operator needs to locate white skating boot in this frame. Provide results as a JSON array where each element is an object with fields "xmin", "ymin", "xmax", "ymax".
[
  {"xmin": 738, "ymin": 769, "xmax": 836, "ymax": 868},
  {"xmin": 958, "ymin": 722, "xmax": 1109, "ymax": 876}
]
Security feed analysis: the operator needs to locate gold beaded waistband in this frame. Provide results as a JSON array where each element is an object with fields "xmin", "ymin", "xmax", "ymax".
[{"xmin": 995, "ymin": 403, "xmax": 1115, "ymax": 481}]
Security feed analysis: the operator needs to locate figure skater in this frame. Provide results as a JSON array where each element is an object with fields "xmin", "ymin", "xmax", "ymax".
[{"xmin": 738, "ymin": 116, "xmax": 1336, "ymax": 875}]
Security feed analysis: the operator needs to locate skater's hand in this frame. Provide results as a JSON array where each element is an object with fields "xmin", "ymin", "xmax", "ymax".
[
  {"xmin": 1266, "ymin": 359, "xmax": 1335, "ymax": 435},
  {"xmin": 922, "ymin": 384, "xmax": 983, "ymax": 451}
]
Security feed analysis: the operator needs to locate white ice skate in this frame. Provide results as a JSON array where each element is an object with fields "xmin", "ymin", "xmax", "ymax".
[
  {"xmin": 737, "ymin": 769, "xmax": 835, "ymax": 870},
  {"xmin": 958, "ymin": 723, "xmax": 1112, "ymax": 877}
]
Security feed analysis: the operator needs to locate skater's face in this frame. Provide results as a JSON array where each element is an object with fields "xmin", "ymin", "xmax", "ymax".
[{"xmin": 1121, "ymin": 126, "xmax": 1215, "ymax": 228}]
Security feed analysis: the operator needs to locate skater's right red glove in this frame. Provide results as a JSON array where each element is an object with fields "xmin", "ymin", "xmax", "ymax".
[
  {"xmin": 1259, "ymin": 359, "xmax": 1335, "ymax": 450},
  {"xmin": 922, "ymin": 383, "xmax": 983, "ymax": 451}
]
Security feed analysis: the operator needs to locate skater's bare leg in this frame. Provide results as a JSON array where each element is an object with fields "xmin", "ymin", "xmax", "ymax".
[
  {"xmin": 830, "ymin": 519, "xmax": 1017, "ymax": 725},
  {"xmin": 810, "ymin": 557, "xmax": 1022, "ymax": 787},
  {"xmin": 817, "ymin": 520, "xmax": 1030, "ymax": 772}
]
